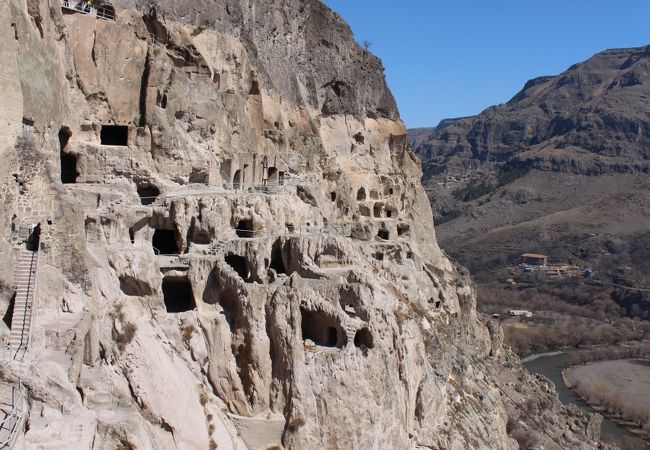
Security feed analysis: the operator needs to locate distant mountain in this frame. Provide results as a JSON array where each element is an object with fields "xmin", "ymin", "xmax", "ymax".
[
  {"xmin": 407, "ymin": 127, "xmax": 435, "ymax": 150},
  {"xmin": 410, "ymin": 45, "xmax": 650, "ymax": 319}
]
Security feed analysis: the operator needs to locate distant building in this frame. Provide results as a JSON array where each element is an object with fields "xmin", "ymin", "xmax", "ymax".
[
  {"xmin": 521, "ymin": 253, "xmax": 548, "ymax": 266},
  {"xmin": 509, "ymin": 310, "xmax": 533, "ymax": 318}
]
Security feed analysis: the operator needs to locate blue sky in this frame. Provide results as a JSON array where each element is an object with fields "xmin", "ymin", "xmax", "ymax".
[{"xmin": 321, "ymin": 0, "xmax": 650, "ymax": 128}]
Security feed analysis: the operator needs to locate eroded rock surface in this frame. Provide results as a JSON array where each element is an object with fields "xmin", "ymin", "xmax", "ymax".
[{"xmin": 0, "ymin": 1, "xmax": 603, "ymax": 449}]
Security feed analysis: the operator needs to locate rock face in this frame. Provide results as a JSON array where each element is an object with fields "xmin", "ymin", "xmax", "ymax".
[
  {"xmin": 414, "ymin": 46, "xmax": 650, "ymax": 176},
  {"xmin": 0, "ymin": 1, "xmax": 602, "ymax": 449}
]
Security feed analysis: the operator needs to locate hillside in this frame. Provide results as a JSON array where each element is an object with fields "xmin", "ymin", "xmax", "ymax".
[{"xmin": 411, "ymin": 45, "xmax": 650, "ymax": 322}]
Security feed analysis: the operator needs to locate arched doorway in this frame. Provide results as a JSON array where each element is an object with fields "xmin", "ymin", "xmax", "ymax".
[
  {"xmin": 233, "ymin": 170, "xmax": 242, "ymax": 190},
  {"xmin": 268, "ymin": 167, "xmax": 279, "ymax": 185}
]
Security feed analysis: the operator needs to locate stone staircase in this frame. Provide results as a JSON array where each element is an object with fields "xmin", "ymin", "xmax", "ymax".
[
  {"xmin": 10, "ymin": 249, "xmax": 39, "ymax": 359},
  {"xmin": 0, "ymin": 245, "xmax": 41, "ymax": 448}
]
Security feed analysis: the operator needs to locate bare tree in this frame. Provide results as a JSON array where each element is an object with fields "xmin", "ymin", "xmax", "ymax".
[{"xmin": 362, "ymin": 40, "xmax": 372, "ymax": 51}]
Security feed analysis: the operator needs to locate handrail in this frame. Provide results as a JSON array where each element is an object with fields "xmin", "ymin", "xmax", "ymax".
[
  {"xmin": 60, "ymin": 0, "xmax": 115, "ymax": 21},
  {"xmin": 13, "ymin": 249, "xmax": 38, "ymax": 355},
  {"xmin": 17, "ymin": 360, "xmax": 67, "ymax": 414},
  {"xmin": 0, "ymin": 382, "xmax": 26, "ymax": 448},
  {"xmin": 0, "ymin": 345, "xmax": 67, "ymax": 414}
]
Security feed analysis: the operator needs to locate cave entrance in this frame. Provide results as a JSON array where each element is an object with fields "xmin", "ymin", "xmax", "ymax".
[
  {"xmin": 268, "ymin": 167, "xmax": 279, "ymax": 185},
  {"xmin": 2, "ymin": 293, "xmax": 16, "ymax": 329},
  {"xmin": 152, "ymin": 229, "xmax": 179, "ymax": 255},
  {"xmin": 300, "ymin": 308, "xmax": 346, "ymax": 348},
  {"xmin": 269, "ymin": 239, "xmax": 286, "ymax": 275},
  {"xmin": 233, "ymin": 169, "xmax": 242, "ymax": 190},
  {"xmin": 100, "ymin": 125, "xmax": 128, "ymax": 146},
  {"xmin": 354, "ymin": 328, "xmax": 374, "ymax": 350},
  {"xmin": 225, "ymin": 254, "xmax": 251, "ymax": 281},
  {"xmin": 377, "ymin": 229, "xmax": 390, "ymax": 240},
  {"xmin": 162, "ymin": 276, "xmax": 195, "ymax": 313},
  {"xmin": 356, "ymin": 187, "xmax": 366, "ymax": 201},
  {"xmin": 59, "ymin": 126, "xmax": 79, "ymax": 184},
  {"xmin": 397, "ymin": 224, "xmax": 410, "ymax": 237},
  {"xmin": 137, "ymin": 184, "xmax": 160, "ymax": 206},
  {"xmin": 60, "ymin": 152, "xmax": 79, "ymax": 184},
  {"xmin": 26, "ymin": 223, "xmax": 41, "ymax": 252},
  {"xmin": 236, "ymin": 219, "xmax": 255, "ymax": 238},
  {"xmin": 330, "ymin": 191, "xmax": 337, "ymax": 202},
  {"xmin": 373, "ymin": 203, "xmax": 383, "ymax": 218}
]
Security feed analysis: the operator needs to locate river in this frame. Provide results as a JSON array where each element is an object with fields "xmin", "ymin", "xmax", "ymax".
[{"xmin": 524, "ymin": 352, "xmax": 649, "ymax": 449}]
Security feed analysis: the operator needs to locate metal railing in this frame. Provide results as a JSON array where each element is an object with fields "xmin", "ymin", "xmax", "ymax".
[
  {"xmin": 10, "ymin": 249, "xmax": 39, "ymax": 359},
  {"xmin": 0, "ymin": 382, "xmax": 26, "ymax": 449},
  {"xmin": 60, "ymin": 0, "xmax": 115, "ymax": 21}
]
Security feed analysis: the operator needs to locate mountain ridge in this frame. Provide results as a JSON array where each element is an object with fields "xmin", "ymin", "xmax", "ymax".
[{"xmin": 410, "ymin": 43, "xmax": 650, "ymax": 321}]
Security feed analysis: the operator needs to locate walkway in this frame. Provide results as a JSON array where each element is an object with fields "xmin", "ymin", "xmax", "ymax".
[
  {"xmin": 60, "ymin": 0, "xmax": 115, "ymax": 20},
  {"xmin": 0, "ymin": 243, "xmax": 41, "ymax": 448},
  {"xmin": 0, "ymin": 383, "xmax": 27, "ymax": 449}
]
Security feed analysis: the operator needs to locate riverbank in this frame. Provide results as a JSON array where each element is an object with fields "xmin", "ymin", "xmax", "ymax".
[
  {"xmin": 521, "ymin": 351, "xmax": 562, "ymax": 363},
  {"xmin": 564, "ymin": 359, "xmax": 650, "ymax": 442},
  {"xmin": 524, "ymin": 351, "xmax": 648, "ymax": 448}
]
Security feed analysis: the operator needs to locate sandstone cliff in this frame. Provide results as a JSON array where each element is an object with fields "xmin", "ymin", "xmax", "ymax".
[{"xmin": 0, "ymin": 1, "xmax": 603, "ymax": 448}]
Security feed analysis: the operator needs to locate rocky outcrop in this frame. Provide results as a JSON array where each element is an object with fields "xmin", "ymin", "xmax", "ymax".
[
  {"xmin": 0, "ymin": 1, "xmax": 603, "ymax": 449},
  {"xmin": 413, "ymin": 45, "xmax": 650, "ymax": 177}
]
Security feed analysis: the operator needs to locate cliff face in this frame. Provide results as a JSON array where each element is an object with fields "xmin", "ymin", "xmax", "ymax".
[
  {"xmin": 415, "ymin": 46, "xmax": 650, "ymax": 176},
  {"xmin": 0, "ymin": 1, "xmax": 602, "ymax": 449}
]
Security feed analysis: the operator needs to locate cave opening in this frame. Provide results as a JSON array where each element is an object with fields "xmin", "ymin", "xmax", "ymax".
[
  {"xmin": 268, "ymin": 167, "xmax": 279, "ymax": 185},
  {"xmin": 250, "ymin": 79, "xmax": 260, "ymax": 95},
  {"xmin": 225, "ymin": 254, "xmax": 251, "ymax": 281},
  {"xmin": 300, "ymin": 308, "xmax": 346, "ymax": 348},
  {"xmin": 269, "ymin": 239, "xmax": 286, "ymax": 275},
  {"xmin": 354, "ymin": 328, "xmax": 374, "ymax": 350},
  {"xmin": 60, "ymin": 151, "xmax": 79, "ymax": 184},
  {"xmin": 60, "ymin": 126, "xmax": 78, "ymax": 184},
  {"xmin": 356, "ymin": 187, "xmax": 366, "ymax": 201},
  {"xmin": 137, "ymin": 184, "xmax": 160, "ymax": 205},
  {"xmin": 373, "ymin": 203, "xmax": 383, "ymax": 218},
  {"xmin": 162, "ymin": 276, "xmax": 195, "ymax": 313},
  {"xmin": 120, "ymin": 275, "xmax": 152, "ymax": 296},
  {"xmin": 330, "ymin": 191, "xmax": 337, "ymax": 202},
  {"xmin": 397, "ymin": 224, "xmax": 410, "ymax": 237},
  {"xmin": 377, "ymin": 229, "xmax": 390, "ymax": 240},
  {"xmin": 233, "ymin": 169, "xmax": 242, "ymax": 190},
  {"xmin": 26, "ymin": 223, "xmax": 41, "ymax": 252},
  {"xmin": 152, "ymin": 229, "xmax": 179, "ymax": 255},
  {"xmin": 236, "ymin": 219, "xmax": 254, "ymax": 238},
  {"xmin": 2, "ymin": 292, "xmax": 16, "ymax": 329},
  {"xmin": 100, "ymin": 125, "xmax": 129, "ymax": 146}
]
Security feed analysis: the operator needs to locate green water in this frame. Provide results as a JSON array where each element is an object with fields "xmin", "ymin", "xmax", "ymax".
[{"xmin": 524, "ymin": 352, "xmax": 649, "ymax": 449}]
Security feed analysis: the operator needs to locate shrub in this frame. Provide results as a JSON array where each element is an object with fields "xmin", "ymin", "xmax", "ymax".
[
  {"xmin": 115, "ymin": 323, "xmax": 137, "ymax": 351},
  {"xmin": 453, "ymin": 179, "xmax": 496, "ymax": 202}
]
